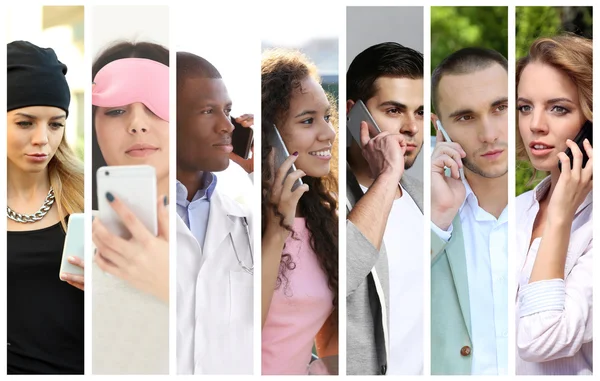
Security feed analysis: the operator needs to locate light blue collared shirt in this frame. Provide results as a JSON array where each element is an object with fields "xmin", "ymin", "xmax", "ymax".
[{"xmin": 176, "ymin": 172, "xmax": 217, "ymax": 250}]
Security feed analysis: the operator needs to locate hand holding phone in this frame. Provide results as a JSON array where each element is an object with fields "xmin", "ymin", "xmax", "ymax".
[
  {"xmin": 59, "ymin": 213, "xmax": 85, "ymax": 289},
  {"xmin": 431, "ymin": 120, "xmax": 467, "ymax": 231},
  {"xmin": 559, "ymin": 120, "xmax": 593, "ymax": 171},
  {"xmin": 268, "ymin": 123, "xmax": 303, "ymax": 192},
  {"xmin": 347, "ymin": 100, "xmax": 406, "ymax": 181}
]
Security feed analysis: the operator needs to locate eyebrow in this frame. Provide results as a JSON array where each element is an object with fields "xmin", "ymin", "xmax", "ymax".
[
  {"xmin": 15, "ymin": 112, "xmax": 66, "ymax": 120},
  {"xmin": 517, "ymin": 97, "xmax": 575, "ymax": 105},
  {"xmin": 448, "ymin": 96, "xmax": 508, "ymax": 118},
  {"xmin": 379, "ymin": 100, "xmax": 424, "ymax": 112},
  {"xmin": 294, "ymin": 105, "xmax": 331, "ymax": 118}
]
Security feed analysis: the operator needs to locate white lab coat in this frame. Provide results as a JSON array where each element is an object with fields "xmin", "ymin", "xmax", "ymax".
[{"xmin": 176, "ymin": 188, "xmax": 254, "ymax": 375}]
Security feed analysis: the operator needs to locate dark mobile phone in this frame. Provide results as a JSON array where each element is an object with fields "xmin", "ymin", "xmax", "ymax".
[
  {"xmin": 559, "ymin": 120, "xmax": 593, "ymax": 171},
  {"xmin": 231, "ymin": 116, "xmax": 254, "ymax": 160}
]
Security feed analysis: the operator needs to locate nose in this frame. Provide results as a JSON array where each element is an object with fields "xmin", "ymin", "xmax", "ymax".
[
  {"xmin": 399, "ymin": 114, "xmax": 419, "ymax": 136},
  {"xmin": 217, "ymin": 113, "xmax": 234, "ymax": 134},
  {"xmin": 478, "ymin": 116, "xmax": 501, "ymax": 144},
  {"xmin": 127, "ymin": 104, "xmax": 152, "ymax": 134},
  {"xmin": 318, "ymin": 118, "xmax": 337, "ymax": 143},
  {"xmin": 528, "ymin": 109, "xmax": 549, "ymax": 134},
  {"xmin": 31, "ymin": 124, "xmax": 49, "ymax": 146}
]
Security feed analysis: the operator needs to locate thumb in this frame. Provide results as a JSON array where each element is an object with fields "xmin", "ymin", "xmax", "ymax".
[{"xmin": 157, "ymin": 195, "xmax": 169, "ymax": 240}]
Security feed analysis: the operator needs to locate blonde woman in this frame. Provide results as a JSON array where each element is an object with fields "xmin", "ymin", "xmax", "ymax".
[
  {"xmin": 7, "ymin": 41, "xmax": 84, "ymax": 374},
  {"xmin": 516, "ymin": 34, "xmax": 593, "ymax": 375}
]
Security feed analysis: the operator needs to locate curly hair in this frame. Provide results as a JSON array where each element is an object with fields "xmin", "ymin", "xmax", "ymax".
[{"xmin": 261, "ymin": 48, "xmax": 339, "ymax": 309}]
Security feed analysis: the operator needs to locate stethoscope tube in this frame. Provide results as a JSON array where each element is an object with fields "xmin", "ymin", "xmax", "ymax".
[{"xmin": 230, "ymin": 216, "xmax": 254, "ymax": 275}]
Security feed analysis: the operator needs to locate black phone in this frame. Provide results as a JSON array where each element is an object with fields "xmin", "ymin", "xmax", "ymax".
[
  {"xmin": 559, "ymin": 120, "xmax": 593, "ymax": 171},
  {"xmin": 231, "ymin": 116, "xmax": 254, "ymax": 159}
]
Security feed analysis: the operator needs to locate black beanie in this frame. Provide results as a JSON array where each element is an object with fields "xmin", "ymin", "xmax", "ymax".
[{"xmin": 7, "ymin": 40, "xmax": 71, "ymax": 116}]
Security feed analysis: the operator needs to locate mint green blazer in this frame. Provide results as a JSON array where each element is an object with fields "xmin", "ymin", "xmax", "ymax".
[{"xmin": 431, "ymin": 215, "xmax": 473, "ymax": 375}]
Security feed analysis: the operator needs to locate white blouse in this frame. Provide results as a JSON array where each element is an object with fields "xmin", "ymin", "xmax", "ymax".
[{"xmin": 515, "ymin": 176, "xmax": 593, "ymax": 375}]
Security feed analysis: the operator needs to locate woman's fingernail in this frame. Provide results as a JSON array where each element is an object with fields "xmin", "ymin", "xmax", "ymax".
[
  {"xmin": 60, "ymin": 273, "xmax": 68, "ymax": 281},
  {"xmin": 106, "ymin": 192, "xmax": 114, "ymax": 202},
  {"xmin": 164, "ymin": 195, "xmax": 168, "ymax": 206},
  {"xmin": 68, "ymin": 256, "xmax": 75, "ymax": 262},
  {"xmin": 293, "ymin": 151, "xmax": 299, "ymax": 156}
]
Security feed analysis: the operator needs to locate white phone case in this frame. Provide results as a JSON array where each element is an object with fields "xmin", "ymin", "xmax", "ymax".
[
  {"xmin": 347, "ymin": 99, "xmax": 382, "ymax": 146},
  {"xmin": 96, "ymin": 165, "xmax": 158, "ymax": 239},
  {"xmin": 59, "ymin": 213, "xmax": 85, "ymax": 278}
]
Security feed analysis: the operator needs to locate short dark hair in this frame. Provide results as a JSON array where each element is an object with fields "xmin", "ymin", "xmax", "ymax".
[
  {"xmin": 431, "ymin": 47, "xmax": 507, "ymax": 114},
  {"xmin": 176, "ymin": 51, "xmax": 221, "ymax": 89},
  {"xmin": 347, "ymin": 42, "xmax": 423, "ymax": 102}
]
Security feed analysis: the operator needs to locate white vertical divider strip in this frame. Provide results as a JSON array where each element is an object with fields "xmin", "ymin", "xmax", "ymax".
[
  {"xmin": 423, "ymin": 4, "xmax": 432, "ymax": 377},
  {"xmin": 338, "ymin": 3, "xmax": 348, "ymax": 377},
  {"xmin": 507, "ymin": 4, "xmax": 517, "ymax": 377},
  {"xmin": 83, "ymin": 4, "xmax": 93, "ymax": 375},
  {"xmin": 168, "ymin": 3, "xmax": 177, "ymax": 376},
  {"xmin": 251, "ymin": 3, "xmax": 263, "ymax": 376}
]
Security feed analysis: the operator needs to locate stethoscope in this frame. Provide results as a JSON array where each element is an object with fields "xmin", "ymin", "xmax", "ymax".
[{"xmin": 229, "ymin": 216, "xmax": 254, "ymax": 275}]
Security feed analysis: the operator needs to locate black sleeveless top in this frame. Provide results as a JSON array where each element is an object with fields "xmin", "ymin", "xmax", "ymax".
[{"xmin": 7, "ymin": 219, "xmax": 84, "ymax": 374}]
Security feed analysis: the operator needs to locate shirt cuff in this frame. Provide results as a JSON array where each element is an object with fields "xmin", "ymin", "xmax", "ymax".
[
  {"xmin": 431, "ymin": 221, "xmax": 453, "ymax": 242},
  {"xmin": 519, "ymin": 279, "xmax": 565, "ymax": 317}
]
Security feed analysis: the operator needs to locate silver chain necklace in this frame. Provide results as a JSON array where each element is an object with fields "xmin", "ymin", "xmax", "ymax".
[{"xmin": 7, "ymin": 187, "xmax": 55, "ymax": 223}]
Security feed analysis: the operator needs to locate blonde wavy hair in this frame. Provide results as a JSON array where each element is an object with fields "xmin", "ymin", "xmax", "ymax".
[
  {"xmin": 48, "ymin": 134, "xmax": 84, "ymax": 231},
  {"xmin": 516, "ymin": 34, "xmax": 593, "ymax": 181}
]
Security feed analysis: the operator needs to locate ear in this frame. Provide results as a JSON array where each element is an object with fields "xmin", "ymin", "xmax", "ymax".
[
  {"xmin": 346, "ymin": 99, "xmax": 355, "ymax": 114},
  {"xmin": 431, "ymin": 113, "xmax": 440, "ymax": 131}
]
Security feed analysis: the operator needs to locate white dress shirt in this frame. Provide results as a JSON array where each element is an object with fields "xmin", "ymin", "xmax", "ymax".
[
  {"xmin": 360, "ymin": 184, "xmax": 424, "ymax": 375},
  {"xmin": 515, "ymin": 176, "xmax": 593, "ymax": 375},
  {"xmin": 432, "ymin": 178, "xmax": 508, "ymax": 375}
]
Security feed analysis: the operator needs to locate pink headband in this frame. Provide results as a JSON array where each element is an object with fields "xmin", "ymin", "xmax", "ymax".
[{"xmin": 92, "ymin": 58, "xmax": 169, "ymax": 121}]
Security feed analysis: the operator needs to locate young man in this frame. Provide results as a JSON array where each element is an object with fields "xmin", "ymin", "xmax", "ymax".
[
  {"xmin": 430, "ymin": 47, "xmax": 508, "ymax": 375},
  {"xmin": 346, "ymin": 42, "xmax": 424, "ymax": 375},
  {"xmin": 176, "ymin": 52, "xmax": 254, "ymax": 375}
]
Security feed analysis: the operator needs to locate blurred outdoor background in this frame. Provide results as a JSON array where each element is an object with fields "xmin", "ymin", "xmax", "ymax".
[
  {"xmin": 261, "ymin": 14, "xmax": 340, "ymax": 186},
  {"xmin": 430, "ymin": 6, "xmax": 508, "ymax": 139},
  {"xmin": 516, "ymin": 6, "xmax": 593, "ymax": 195},
  {"xmin": 6, "ymin": 5, "xmax": 85, "ymax": 159}
]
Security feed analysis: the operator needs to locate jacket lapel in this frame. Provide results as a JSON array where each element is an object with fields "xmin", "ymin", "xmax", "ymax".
[
  {"xmin": 400, "ymin": 175, "xmax": 423, "ymax": 213},
  {"xmin": 445, "ymin": 215, "xmax": 472, "ymax": 339}
]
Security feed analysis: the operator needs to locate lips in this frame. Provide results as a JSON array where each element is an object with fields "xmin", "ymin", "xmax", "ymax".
[
  {"xmin": 125, "ymin": 143, "xmax": 159, "ymax": 153},
  {"xmin": 482, "ymin": 149, "xmax": 504, "ymax": 157},
  {"xmin": 529, "ymin": 141, "xmax": 555, "ymax": 150}
]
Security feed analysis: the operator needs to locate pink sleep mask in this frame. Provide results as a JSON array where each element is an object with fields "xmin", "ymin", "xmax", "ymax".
[{"xmin": 92, "ymin": 58, "xmax": 169, "ymax": 122}]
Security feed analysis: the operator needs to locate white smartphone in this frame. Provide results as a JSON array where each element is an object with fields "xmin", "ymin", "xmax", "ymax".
[
  {"xmin": 436, "ymin": 120, "xmax": 465, "ymax": 181},
  {"xmin": 347, "ymin": 99, "xmax": 382, "ymax": 146},
  {"xmin": 96, "ymin": 165, "xmax": 158, "ymax": 239},
  {"xmin": 59, "ymin": 213, "xmax": 84, "ymax": 278},
  {"xmin": 268, "ymin": 123, "xmax": 303, "ymax": 192}
]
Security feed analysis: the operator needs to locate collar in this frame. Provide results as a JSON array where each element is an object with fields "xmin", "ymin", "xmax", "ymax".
[
  {"xmin": 176, "ymin": 172, "xmax": 217, "ymax": 207},
  {"xmin": 459, "ymin": 177, "xmax": 507, "ymax": 223},
  {"xmin": 530, "ymin": 175, "xmax": 593, "ymax": 215}
]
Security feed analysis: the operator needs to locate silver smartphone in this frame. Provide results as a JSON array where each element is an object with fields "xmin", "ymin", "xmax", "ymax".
[
  {"xmin": 436, "ymin": 120, "xmax": 465, "ymax": 181},
  {"xmin": 96, "ymin": 165, "xmax": 158, "ymax": 240},
  {"xmin": 59, "ymin": 213, "xmax": 84, "ymax": 278},
  {"xmin": 347, "ymin": 99, "xmax": 382, "ymax": 146},
  {"xmin": 268, "ymin": 123, "xmax": 303, "ymax": 191}
]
